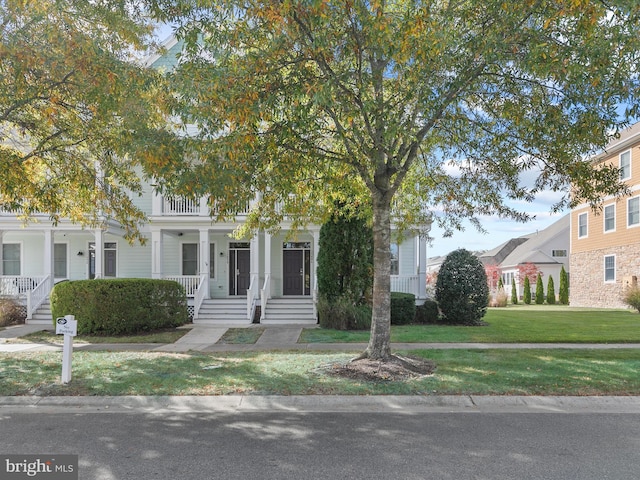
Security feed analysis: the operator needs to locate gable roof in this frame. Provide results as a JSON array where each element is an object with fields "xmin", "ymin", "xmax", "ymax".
[
  {"xmin": 479, "ymin": 236, "xmax": 530, "ymax": 266},
  {"xmin": 592, "ymin": 121, "xmax": 640, "ymax": 162}
]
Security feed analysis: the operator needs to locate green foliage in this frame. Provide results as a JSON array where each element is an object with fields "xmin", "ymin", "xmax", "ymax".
[
  {"xmin": 623, "ymin": 286, "xmax": 640, "ymax": 313},
  {"xmin": 50, "ymin": 279, "xmax": 188, "ymax": 335},
  {"xmin": 317, "ymin": 295, "xmax": 372, "ymax": 330},
  {"xmin": 559, "ymin": 266, "xmax": 570, "ymax": 305},
  {"xmin": 497, "ymin": 277, "xmax": 504, "ymax": 290},
  {"xmin": 0, "ymin": 1, "xmax": 175, "ymax": 242},
  {"xmin": 390, "ymin": 292, "xmax": 416, "ymax": 325},
  {"xmin": 317, "ymin": 206, "xmax": 373, "ymax": 303},
  {"xmin": 547, "ymin": 276, "xmax": 556, "ymax": 305},
  {"xmin": 0, "ymin": 297, "xmax": 24, "ymax": 327},
  {"xmin": 435, "ymin": 249, "xmax": 489, "ymax": 325},
  {"xmin": 523, "ymin": 277, "xmax": 532, "ymax": 305},
  {"xmin": 414, "ymin": 300, "xmax": 440, "ymax": 324},
  {"xmin": 535, "ymin": 273, "xmax": 545, "ymax": 304},
  {"xmin": 511, "ymin": 278, "xmax": 518, "ymax": 305}
]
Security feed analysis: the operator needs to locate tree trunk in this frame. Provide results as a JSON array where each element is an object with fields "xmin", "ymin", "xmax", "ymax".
[{"xmin": 362, "ymin": 192, "xmax": 393, "ymax": 360}]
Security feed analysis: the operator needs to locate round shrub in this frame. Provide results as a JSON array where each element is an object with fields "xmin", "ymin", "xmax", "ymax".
[
  {"xmin": 435, "ymin": 248, "xmax": 489, "ymax": 325},
  {"xmin": 50, "ymin": 279, "xmax": 189, "ymax": 335}
]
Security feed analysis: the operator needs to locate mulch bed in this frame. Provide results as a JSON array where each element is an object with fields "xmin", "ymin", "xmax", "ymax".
[{"xmin": 325, "ymin": 355, "xmax": 437, "ymax": 382}]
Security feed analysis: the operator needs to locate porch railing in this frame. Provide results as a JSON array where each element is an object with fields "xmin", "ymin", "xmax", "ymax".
[
  {"xmin": 247, "ymin": 274, "xmax": 259, "ymax": 321},
  {"xmin": 260, "ymin": 274, "xmax": 271, "ymax": 321},
  {"xmin": 391, "ymin": 275, "xmax": 421, "ymax": 297},
  {"xmin": 162, "ymin": 197, "xmax": 200, "ymax": 215},
  {"xmin": 26, "ymin": 275, "xmax": 53, "ymax": 320},
  {"xmin": 164, "ymin": 275, "xmax": 200, "ymax": 298},
  {"xmin": 192, "ymin": 274, "xmax": 207, "ymax": 320}
]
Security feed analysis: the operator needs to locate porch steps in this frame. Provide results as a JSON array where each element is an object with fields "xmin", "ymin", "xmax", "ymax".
[
  {"xmin": 262, "ymin": 297, "xmax": 317, "ymax": 325},
  {"xmin": 27, "ymin": 300, "xmax": 53, "ymax": 326},
  {"xmin": 193, "ymin": 298, "xmax": 251, "ymax": 325}
]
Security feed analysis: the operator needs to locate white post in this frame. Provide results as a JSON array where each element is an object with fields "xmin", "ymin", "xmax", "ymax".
[
  {"xmin": 199, "ymin": 228, "xmax": 210, "ymax": 298},
  {"xmin": 264, "ymin": 232, "xmax": 271, "ymax": 298},
  {"xmin": 44, "ymin": 229, "xmax": 54, "ymax": 279},
  {"xmin": 418, "ymin": 234, "xmax": 427, "ymax": 300},
  {"xmin": 151, "ymin": 229, "xmax": 163, "ymax": 279},
  {"xmin": 56, "ymin": 314, "xmax": 78, "ymax": 384},
  {"xmin": 94, "ymin": 229, "xmax": 103, "ymax": 279}
]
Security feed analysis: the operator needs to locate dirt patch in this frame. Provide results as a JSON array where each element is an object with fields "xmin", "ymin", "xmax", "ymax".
[{"xmin": 325, "ymin": 355, "xmax": 436, "ymax": 382}]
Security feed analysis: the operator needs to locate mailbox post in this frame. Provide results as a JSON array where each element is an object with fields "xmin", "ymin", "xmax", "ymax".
[{"xmin": 56, "ymin": 315, "xmax": 78, "ymax": 384}]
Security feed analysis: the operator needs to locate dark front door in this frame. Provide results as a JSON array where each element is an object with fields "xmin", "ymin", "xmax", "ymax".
[
  {"xmin": 229, "ymin": 248, "xmax": 251, "ymax": 296},
  {"xmin": 283, "ymin": 250, "xmax": 304, "ymax": 295}
]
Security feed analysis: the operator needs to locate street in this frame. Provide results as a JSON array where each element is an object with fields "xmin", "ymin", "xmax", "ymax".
[{"xmin": 2, "ymin": 397, "xmax": 640, "ymax": 479}]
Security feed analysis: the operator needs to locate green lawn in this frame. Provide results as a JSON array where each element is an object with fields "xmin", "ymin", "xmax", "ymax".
[
  {"xmin": 300, "ymin": 305, "xmax": 640, "ymax": 343},
  {"xmin": 10, "ymin": 329, "xmax": 188, "ymax": 345},
  {"xmin": 2, "ymin": 348, "xmax": 640, "ymax": 396}
]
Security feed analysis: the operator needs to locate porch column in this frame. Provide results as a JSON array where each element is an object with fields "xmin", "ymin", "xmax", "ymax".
[
  {"xmin": 94, "ymin": 229, "xmax": 103, "ymax": 279},
  {"xmin": 44, "ymin": 229, "xmax": 54, "ymax": 279},
  {"xmin": 151, "ymin": 229, "xmax": 163, "ymax": 279},
  {"xmin": 250, "ymin": 233, "xmax": 260, "ymax": 280},
  {"xmin": 264, "ymin": 232, "xmax": 271, "ymax": 296},
  {"xmin": 418, "ymin": 234, "xmax": 427, "ymax": 299},
  {"xmin": 312, "ymin": 229, "xmax": 320, "ymax": 294},
  {"xmin": 0, "ymin": 231, "xmax": 3, "ymax": 275},
  {"xmin": 151, "ymin": 184, "xmax": 163, "ymax": 216},
  {"xmin": 199, "ymin": 228, "xmax": 210, "ymax": 298},
  {"xmin": 199, "ymin": 196, "xmax": 209, "ymax": 217}
]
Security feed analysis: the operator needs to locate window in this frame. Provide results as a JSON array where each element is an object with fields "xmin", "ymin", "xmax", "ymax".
[
  {"xmin": 620, "ymin": 150, "xmax": 631, "ymax": 180},
  {"xmin": 209, "ymin": 243, "xmax": 215, "ymax": 279},
  {"xmin": 628, "ymin": 197, "xmax": 640, "ymax": 227},
  {"xmin": 2, "ymin": 244, "xmax": 20, "ymax": 275},
  {"xmin": 578, "ymin": 213, "xmax": 588, "ymax": 238},
  {"xmin": 604, "ymin": 255, "xmax": 616, "ymax": 282},
  {"xmin": 182, "ymin": 243, "xmax": 198, "ymax": 275},
  {"xmin": 604, "ymin": 204, "xmax": 615, "ymax": 232},
  {"xmin": 552, "ymin": 250, "xmax": 567, "ymax": 257},
  {"xmin": 54, "ymin": 244, "xmax": 67, "ymax": 278},
  {"xmin": 390, "ymin": 243, "xmax": 399, "ymax": 275}
]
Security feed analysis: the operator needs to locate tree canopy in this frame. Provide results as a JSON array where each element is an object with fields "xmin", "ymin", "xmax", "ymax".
[
  {"xmin": 0, "ymin": 0, "xmax": 175, "ymax": 241},
  {"xmin": 147, "ymin": 0, "xmax": 640, "ymax": 359}
]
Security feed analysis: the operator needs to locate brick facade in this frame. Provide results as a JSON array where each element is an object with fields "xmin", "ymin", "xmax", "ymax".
[{"xmin": 570, "ymin": 244, "xmax": 640, "ymax": 308}]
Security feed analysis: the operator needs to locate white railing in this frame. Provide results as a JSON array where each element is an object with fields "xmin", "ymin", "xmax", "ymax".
[
  {"xmin": 247, "ymin": 274, "xmax": 259, "ymax": 321},
  {"xmin": 163, "ymin": 197, "xmax": 200, "ymax": 215},
  {"xmin": 164, "ymin": 275, "xmax": 200, "ymax": 297},
  {"xmin": 192, "ymin": 274, "xmax": 207, "ymax": 320},
  {"xmin": 391, "ymin": 275, "xmax": 421, "ymax": 297},
  {"xmin": 26, "ymin": 275, "xmax": 53, "ymax": 320},
  {"xmin": 260, "ymin": 274, "xmax": 271, "ymax": 321},
  {"xmin": 0, "ymin": 276, "xmax": 46, "ymax": 296}
]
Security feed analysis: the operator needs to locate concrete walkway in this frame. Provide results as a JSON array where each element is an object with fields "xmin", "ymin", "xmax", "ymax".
[{"xmin": 4, "ymin": 323, "xmax": 640, "ymax": 353}]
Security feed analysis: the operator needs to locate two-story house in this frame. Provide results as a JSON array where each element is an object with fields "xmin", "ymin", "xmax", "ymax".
[
  {"xmin": 570, "ymin": 121, "xmax": 640, "ymax": 308},
  {"xmin": 0, "ymin": 37, "xmax": 429, "ymax": 325}
]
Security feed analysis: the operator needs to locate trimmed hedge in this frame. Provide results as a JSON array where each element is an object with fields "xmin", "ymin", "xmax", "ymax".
[
  {"xmin": 317, "ymin": 295, "xmax": 372, "ymax": 330},
  {"xmin": 50, "ymin": 279, "xmax": 189, "ymax": 335},
  {"xmin": 390, "ymin": 292, "xmax": 416, "ymax": 325},
  {"xmin": 414, "ymin": 300, "xmax": 439, "ymax": 324}
]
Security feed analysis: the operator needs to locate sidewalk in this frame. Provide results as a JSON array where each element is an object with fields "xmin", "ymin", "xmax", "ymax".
[{"xmin": 3, "ymin": 323, "xmax": 640, "ymax": 353}]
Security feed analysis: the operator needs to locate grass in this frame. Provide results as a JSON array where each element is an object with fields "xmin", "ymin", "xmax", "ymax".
[
  {"xmin": 9, "ymin": 328, "xmax": 188, "ymax": 345},
  {"xmin": 300, "ymin": 305, "xmax": 640, "ymax": 344},
  {"xmin": 217, "ymin": 327, "xmax": 265, "ymax": 344},
  {"xmin": 2, "ymin": 348, "xmax": 640, "ymax": 396}
]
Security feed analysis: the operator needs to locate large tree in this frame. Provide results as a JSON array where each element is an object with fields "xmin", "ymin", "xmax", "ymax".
[
  {"xmin": 150, "ymin": 0, "xmax": 640, "ymax": 360},
  {"xmin": 0, "ymin": 0, "xmax": 175, "ymax": 241}
]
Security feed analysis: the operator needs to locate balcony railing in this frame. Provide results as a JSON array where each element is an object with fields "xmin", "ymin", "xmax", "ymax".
[{"xmin": 162, "ymin": 197, "xmax": 200, "ymax": 215}]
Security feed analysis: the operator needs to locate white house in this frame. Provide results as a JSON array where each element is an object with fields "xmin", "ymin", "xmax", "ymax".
[{"xmin": 0, "ymin": 37, "xmax": 429, "ymax": 326}]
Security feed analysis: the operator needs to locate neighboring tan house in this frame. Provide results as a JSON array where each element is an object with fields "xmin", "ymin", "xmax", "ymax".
[
  {"xmin": 480, "ymin": 214, "xmax": 570, "ymax": 300},
  {"xmin": 0, "ymin": 37, "xmax": 429, "ymax": 325},
  {"xmin": 570, "ymin": 121, "xmax": 640, "ymax": 308}
]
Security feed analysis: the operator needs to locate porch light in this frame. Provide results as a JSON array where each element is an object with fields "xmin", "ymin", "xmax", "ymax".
[{"xmin": 77, "ymin": 251, "xmax": 84, "ymax": 256}]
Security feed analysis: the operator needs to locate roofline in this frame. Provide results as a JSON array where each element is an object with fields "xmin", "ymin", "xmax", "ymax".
[
  {"xmin": 591, "ymin": 126, "xmax": 640, "ymax": 163},
  {"xmin": 142, "ymin": 35, "xmax": 179, "ymax": 68}
]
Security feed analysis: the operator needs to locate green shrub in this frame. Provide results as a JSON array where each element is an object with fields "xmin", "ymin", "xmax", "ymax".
[
  {"xmin": 414, "ymin": 300, "xmax": 439, "ymax": 324},
  {"xmin": 317, "ymin": 295, "xmax": 372, "ymax": 330},
  {"xmin": 435, "ymin": 248, "xmax": 489, "ymax": 325},
  {"xmin": 50, "ymin": 279, "xmax": 189, "ymax": 335},
  {"xmin": 0, "ymin": 297, "xmax": 25, "ymax": 327},
  {"xmin": 390, "ymin": 292, "xmax": 416, "ymax": 325},
  {"xmin": 623, "ymin": 285, "xmax": 640, "ymax": 313},
  {"xmin": 559, "ymin": 265, "xmax": 569, "ymax": 305},
  {"xmin": 535, "ymin": 273, "xmax": 544, "ymax": 304},
  {"xmin": 511, "ymin": 278, "xmax": 518, "ymax": 304},
  {"xmin": 523, "ymin": 276, "xmax": 532, "ymax": 304},
  {"xmin": 546, "ymin": 276, "xmax": 556, "ymax": 305}
]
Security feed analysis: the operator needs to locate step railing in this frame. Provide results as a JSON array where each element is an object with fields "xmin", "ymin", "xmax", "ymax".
[
  {"xmin": 26, "ymin": 275, "xmax": 53, "ymax": 320},
  {"xmin": 247, "ymin": 274, "xmax": 259, "ymax": 321},
  {"xmin": 192, "ymin": 274, "xmax": 207, "ymax": 320},
  {"xmin": 260, "ymin": 274, "xmax": 271, "ymax": 321}
]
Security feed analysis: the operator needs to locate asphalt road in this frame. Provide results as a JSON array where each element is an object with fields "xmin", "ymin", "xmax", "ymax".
[{"xmin": 2, "ymin": 400, "xmax": 640, "ymax": 479}]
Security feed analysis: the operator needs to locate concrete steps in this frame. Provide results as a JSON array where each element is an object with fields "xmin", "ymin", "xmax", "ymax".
[
  {"xmin": 262, "ymin": 297, "xmax": 317, "ymax": 325},
  {"xmin": 27, "ymin": 300, "xmax": 53, "ymax": 325},
  {"xmin": 193, "ymin": 298, "xmax": 251, "ymax": 325}
]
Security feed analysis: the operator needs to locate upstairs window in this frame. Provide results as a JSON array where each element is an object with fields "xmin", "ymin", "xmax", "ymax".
[
  {"xmin": 604, "ymin": 204, "xmax": 616, "ymax": 232},
  {"xmin": 629, "ymin": 197, "xmax": 640, "ymax": 227},
  {"xmin": 620, "ymin": 150, "xmax": 631, "ymax": 180},
  {"xmin": 552, "ymin": 250, "xmax": 567, "ymax": 257},
  {"xmin": 578, "ymin": 213, "xmax": 588, "ymax": 238}
]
